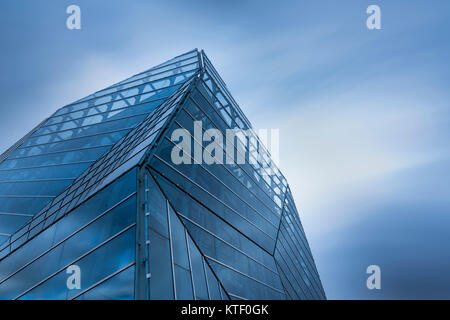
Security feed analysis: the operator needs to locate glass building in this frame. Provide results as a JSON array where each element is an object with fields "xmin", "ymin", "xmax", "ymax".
[{"xmin": 0, "ymin": 50, "xmax": 325, "ymax": 300}]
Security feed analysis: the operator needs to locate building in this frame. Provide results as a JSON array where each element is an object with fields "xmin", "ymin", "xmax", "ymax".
[{"xmin": 0, "ymin": 49, "xmax": 326, "ymax": 300}]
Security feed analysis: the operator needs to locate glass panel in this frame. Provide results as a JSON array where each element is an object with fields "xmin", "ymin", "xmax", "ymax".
[
  {"xmin": 0, "ymin": 180, "xmax": 73, "ymax": 196},
  {"xmin": 153, "ymin": 169, "xmax": 277, "ymax": 269},
  {"xmin": 0, "ymin": 169, "xmax": 137, "ymax": 299},
  {"xmin": 0, "ymin": 163, "xmax": 91, "ymax": 181},
  {"xmin": 207, "ymin": 259, "xmax": 285, "ymax": 300},
  {"xmin": 149, "ymin": 229, "xmax": 174, "ymax": 300},
  {"xmin": 0, "ymin": 214, "xmax": 31, "ymax": 235},
  {"xmin": 174, "ymin": 264, "xmax": 193, "ymax": 300},
  {"xmin": 19, "ymin": 227, "xmax": 136, "ymax": 300},
  {"xmin": 168, "ymin": 207, "xmax": 189, "ymax": 270},
  {"xmin": 205, "ymin": 264, "xmax": 221, "ymax": 300},
  {"xmin": 0, "ymin": 197, "xmax": 53, "ymax": 216},
  {"xmin": 187, "ymin": 237, "xmax": 208, "ymax": 300},
  {"xmin": 76, "ymin": 265, "xmax": 135, "ymax": 300},
  {"xmin": 148, "ymin": 174, "xmax": 168, "ymax": 238},
  {"xmin": 0, "ymin": 147, "xmax": 108, "ymax": 169}
]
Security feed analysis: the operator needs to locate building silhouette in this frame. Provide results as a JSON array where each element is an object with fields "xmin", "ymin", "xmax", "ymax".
[{"xmin": 0, "ymin": 50, "xmax": 325, "ymax": 300}]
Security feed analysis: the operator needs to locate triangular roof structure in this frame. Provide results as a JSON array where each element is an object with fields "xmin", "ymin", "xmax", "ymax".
[{"xmin": 0, "ymin": 50, "xmax": 325, "ymax": 300}]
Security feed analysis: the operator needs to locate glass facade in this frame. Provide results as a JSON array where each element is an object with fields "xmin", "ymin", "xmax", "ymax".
[{"xmin": 0, "ymin": 49, "xmax": 325, "ymax": 300}]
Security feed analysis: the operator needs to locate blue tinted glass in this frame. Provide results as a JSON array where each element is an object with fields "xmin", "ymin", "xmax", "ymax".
[
  {"xmin": 207, "ymin": 259, "xmax": 285, "ymax": 300},
  {"xmin": 0, "ymin": 169, "xmax": 137, "ymax": 299},
  {"xmin": 0, "ymin": 180, "xmax": 73, "ymax": 196},
  {"xmin": 0, "ymin": 50, "xmax": 326, "ymax": 300},
  {"xmin": 148, "ymin": 174, "xmax": 168, "ymax": 238},
  {"xmin": 155, "ymin": 171, "xmax": 277, "ymax": 268},
  {"xmin": 205, "ymin": 265, "xmax": 221, "ymax": 300},
  {"xmin": 0, "ymin": 53, "xmax": 197, "ymax": 242},
  {"xmin": 0, "ymin": 163, "xmax": 91, "ymax": 181},
  {"xmin": 0, "ymin": 214, "xmax": 31, "ymax": 235},
  {"xmin": 149, "ymin": 229, "xmax": 174, "ymax": 300},
  {"xmin": 75, "ymin": 265, "xmax": 135, "ymax": 300},
  {"xmin": 0, "ymin": 196, "xmax": 136, "ymax": 299},
  {"xmin": 187, "ymin": 237, "xmax": 208, "ymax": 300},
  {"xmin": 19, "ymin": 227, "xmax": 135, "ymax": 300},
  {"xmin": 168, "ymin": 206, "xmax": 189, "ymax": 270},
  {"xmin": 174, "ymin": 264, "xmax": 194, "ymax": 300},
  {"xmin": 0, "ymin": 197, "xmax": 53, "ymax": 216}
]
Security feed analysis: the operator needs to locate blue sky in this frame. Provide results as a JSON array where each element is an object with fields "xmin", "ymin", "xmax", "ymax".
[{"xmin": 1, "ymin": 0, "xmax": 450, "ymax": 299}]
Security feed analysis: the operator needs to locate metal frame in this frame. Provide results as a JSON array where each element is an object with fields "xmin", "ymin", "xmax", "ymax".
[{"xmin": 0, "ymin": 49, "xmax": 326, "ymax": 300}]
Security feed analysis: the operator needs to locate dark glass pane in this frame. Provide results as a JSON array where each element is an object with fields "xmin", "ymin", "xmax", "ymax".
[
  {"xmin": 205, "ymin": 265, "xmax": 221, "ymax": 300},
  {"xmin": 187, "ymin": 237, "xmax": 208, "ymax": 300},
  {"xmin": 168, "ymin": 206, "xmax": 189, "ymax": 270},
  {"xmin": 149, "ymin": 230, "xmax": 174, "ymax": 299},
  {"xmin": 76, "ymin": 265, "xmax": 135, "ymax": 300},
  {"xmin": 148, "ymin": 174, "xmax": 168, "ymax": 238},
  {"xmin": 19, "ymin": 227, "xmax": 136, "ymax": 300},
  {"xmin": 174, "ymin": 264, "xmax": 193, "ymax": 300}
]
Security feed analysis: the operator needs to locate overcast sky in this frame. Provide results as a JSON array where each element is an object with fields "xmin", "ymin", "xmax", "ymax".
[{"xmin": 1, "ymin": 0, "xmax": 450, "ymax": 299}]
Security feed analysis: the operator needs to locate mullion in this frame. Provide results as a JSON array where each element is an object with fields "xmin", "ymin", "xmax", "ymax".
[
  {"xmin": 29, "ymin": 112, "xmax": 148, "ymax": 140},
  {"xmin": 41, "ymin": 96, "xmax": 167, "ymax": 129},
  {"xmin": 205, "ymin": 255, "xmax": 285, "ymax": 295},
  {"xmin": 178, "ymin": 211, "xmax": 278, "ymax": 275},
  {"xmin": 171, "ymin": 119, "xmax": 280, "ymax": 227},
  {"xmin": 0, "ymin": 161, "xmax": 94, "ymax": 172},
  {"xmin": 28, "ymin": 110, "xmax": 173, "ymax": 231},
  {"xmin": 18, "ymin": 127, "xmax": 132, "ymax": 151},
  {"xmin": 148, "ymin": 166, "xmax": 274, "ymax": 259},
  {"xmin": 274, "ymin": 248, "xmax": 306, "ymax": 299},
  {"xmin": 8, "ymin": 144, "xmax": 115, "ymax": 161},
  {"xmin": 151, "ymin": 154, "xmax": 276, "ymax": 244},
  {"xmin": 14, "ymin": 223, "xmax": 136, "ymax": 300},
  {"xmin": 277, "ymin": 227, "xmax": 322, "ymax": 298},
  {"xmin": 0, "ymin": 76, "xmax": 195, "ymax": 261},
  {"xmin": 0, "ymin": 178, "xmax": 75, "ymax": 183},
  {"xmin": 195, "ymin": 82, "xmax": 285, "ymax": 194},
  {"xmin": 106, "ymin": 61, "xmax": 198, "ymax": 93},
  {"xmin": 0, "ymin": 191, "xmax": 136, "ymax": 286},
  {"xmin": 186, "ymin": 91, "xmax": 284, "ymax": 206},
  {"xmin": 279, "ymin": 215, "xmax": 322, "ymax": 291},
  {"xmin": 54, "ymin": 69, "xmax": 194, "ymax": 118},
  {"xmin": 71, "ymin": 262, "xmax": 135, "ymax": 300},
  {"xmin": 181, "ymin": 102, "xmax": 283, "ymax": 214},
  {"xmin": 106, "ymin": 52, "xmax": 198, "ymax": 90},
  {"xmin": 36, "ymin": 107, "xmax": 161, "ymax": 137},
  {"xmin": 202, "ymin": 68, "xmax": 287, "ymax": 188},
  {"xmin": 276, "ymin": 237, "xmax": 318, "ymax": 299}
]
